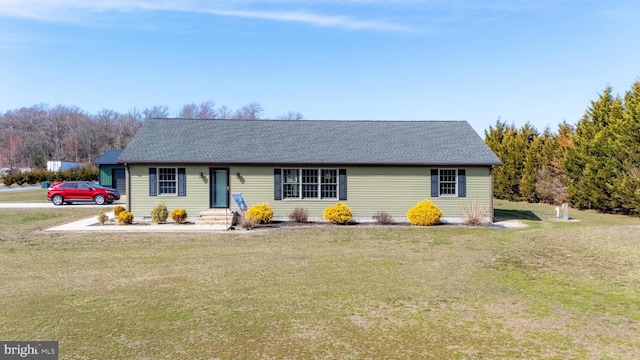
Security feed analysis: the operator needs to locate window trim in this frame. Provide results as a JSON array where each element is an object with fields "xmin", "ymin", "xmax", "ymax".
[
  {"xmin": 157, "ymin": 167, "xmax": 178, "ymax": 196},
  {"xmin": 438, "ymin": 168, "xmax": 458, "ymax": 197}
]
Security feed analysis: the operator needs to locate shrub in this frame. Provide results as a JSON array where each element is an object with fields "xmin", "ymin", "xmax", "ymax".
[
  {"xmin": 12, "ymin": 173, "xmax": 26, "ymax": 186},
  {"xmin": 406, "ymin": 199, "xmax": 443, "ymax": 226},
  {"xmin": 97, "ymin": 211, "xmax": 108, "ymax": 225},
  {"xmin": 113, "ymin": 206, "xmax": 126, "ymax": 216},
  {"xmin": 323, "ymin": 202, "xmax": 353, "ymax": 224},
  {"xmin": 117, "ymin": 211, "xmax": 134, "ymax": 225},
  {"xmin": 462, "ymin": 201, "xmax": 491, "ymax": 226},
  {"xmin": 246, "ymin": 202, "xmax": 274, "ymax": 224},
  {"xmin": 239, "ymin": 215, "xmax": 258, "ymax": 229},
  {"xmin": 151, "ymin": 202, "xmax": 169, "ymax": 224},
  {"xmin": 374, "ymin": 211, "xmax": 395, "ymax": 225},
  {"xmin": 2, "ymin": 175, "xmax": 13, "ymax": 187},
  {"xmin": 288, "ymin": 208, "xmax": 309, "ymax": 223},
  {"xmin": 171, "ymin": 209, "xmax": 187, "ymax": 224}
]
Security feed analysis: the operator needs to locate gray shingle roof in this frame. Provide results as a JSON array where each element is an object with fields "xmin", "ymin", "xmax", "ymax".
[
  {"xmin": 94, "ymin": 149, "xmax": 123, "ymax": 165},
  {"xmin": 118, "ymin": 119, "xmax": 501, "ymax": 166}
]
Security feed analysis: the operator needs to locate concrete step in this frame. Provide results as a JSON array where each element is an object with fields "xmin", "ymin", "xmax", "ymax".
[{"xmin": 196, "ymin": 208, "xmax": 232, "ymax": 226}]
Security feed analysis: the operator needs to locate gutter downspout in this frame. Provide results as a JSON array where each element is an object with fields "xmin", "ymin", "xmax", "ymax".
[
  {"xmin": 490, "ymin": 165, "xmax": 495, "ymax": 222},
  {"xmin": 125, "ymin": 163, "xmax": 131, "ymax": 212}
]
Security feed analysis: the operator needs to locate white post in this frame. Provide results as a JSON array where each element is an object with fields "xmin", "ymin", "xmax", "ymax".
[
  {"xmin": 562, "ymin": 203, "xmax": 569, "ymax": 221},
  {"xmin": 555, "ymin": 206, "xmax": 560, "ymax": 218}
]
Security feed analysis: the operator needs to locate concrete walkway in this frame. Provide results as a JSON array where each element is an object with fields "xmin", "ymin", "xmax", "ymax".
[
  {"xmin": 0, "ymin": 202, "xmax": 228, "ymax": 232},
  {"xmin": 45, "ymin": 217, "xmax": 229, "ymax": 232}
]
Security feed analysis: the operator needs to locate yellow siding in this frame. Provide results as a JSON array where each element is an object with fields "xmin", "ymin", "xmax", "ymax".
[{"xmin": 128, "ymin": 164, "xmax": 493, "ymax": 222}]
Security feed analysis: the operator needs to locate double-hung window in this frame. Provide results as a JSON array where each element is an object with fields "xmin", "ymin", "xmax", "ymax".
[
  {"xmin": 431, "ymin": 168, "xmax": 466, "ymax": 198},
  {"xmin": 439, "ymin": 169, "xmax": 457, "ymax": 196},
  {"xmin": 149, "ymin": 167, "xmax": 186, "ymax": 197},
  {"xmin": 158, "ymin": 168, "xmax": 177, "ymax": 195},
  {"xmin": 278, "ymin": 168, "xmax": 340, "ymax": 200}
]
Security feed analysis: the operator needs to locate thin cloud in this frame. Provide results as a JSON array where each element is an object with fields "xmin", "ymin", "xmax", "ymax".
[
  {"xmin": 0, "ymin": 0, "xmax": 412, "ymax": 32},
  {"xmin": 201, "ymin": 8, "xmax": 410, "ymax": 31}
]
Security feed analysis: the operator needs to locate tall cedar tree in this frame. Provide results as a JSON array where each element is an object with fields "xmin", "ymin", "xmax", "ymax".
[
  {"xmin": 611, "ymin": 82, "xmax": 640, "ymax": 214},
  {"xmin": 519, "ymin": 124, "xmax": 541, "ymax": 202},
  {"xmin": 485, "ymin": 120, "xmax": 540, "ymax": 201},
  {"xmin": 564, "ymin": 87, "xmax": 626, "ymax": 212}
]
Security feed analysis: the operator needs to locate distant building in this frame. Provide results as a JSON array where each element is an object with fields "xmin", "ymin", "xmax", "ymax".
[{"xmin": 94, "ymin": 150, "xmax": 126, "ymax": 195}]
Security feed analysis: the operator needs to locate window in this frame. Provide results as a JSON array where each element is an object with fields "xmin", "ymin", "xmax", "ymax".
[
  {"xmin": 283, "ymin": 169, "xmax": 300, "ymax": 198},
  {"xmin": 281, "ymin": 168, "xmax": 338, "ymax": 200},
  {"xmin": 439, "ymin": 169, "xmax": 457, "ymax": 196},
  {"xmin": 149, "ymin": 167, "xmax": 186, "ymax": 197},
  {"xmin": 158, "ymin": 168, "xmax": 177, "ymax": 195},
  {"xmin": 321, "ymin": 169, "xmax": 338, "ymax": 198},
  {"xmin": 431, "ymin": 168, "xmax": 466, "ymax": 198}
]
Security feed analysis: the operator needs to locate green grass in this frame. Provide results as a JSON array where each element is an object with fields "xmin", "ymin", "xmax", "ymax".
[
  {"xmin": 0, "ymin": 202, "xmax": 639, "ymax": 359},
  {"xmin": 0, "ymin": 188, "xmax": 49, "ymax": 202}
]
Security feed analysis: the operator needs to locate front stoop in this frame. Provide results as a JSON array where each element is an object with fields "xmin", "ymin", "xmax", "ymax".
[{"xmin": 196, "ymin": 208, "xmax": 232, "ymax": 227}]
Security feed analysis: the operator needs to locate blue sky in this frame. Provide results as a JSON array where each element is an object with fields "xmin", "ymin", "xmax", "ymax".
[{"xmin": 1, "ymin": 0, "xmax": 639, "ymax": 134}]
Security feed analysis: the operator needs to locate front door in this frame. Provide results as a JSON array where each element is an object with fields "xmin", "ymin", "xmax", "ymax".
[{"xmin": 209, "ymin": 168, "xmax": 229, "ymax": 208}]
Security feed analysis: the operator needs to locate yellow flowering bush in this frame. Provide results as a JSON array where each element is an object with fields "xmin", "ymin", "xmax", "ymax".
[
  {"xmin": 113, "ymin": 205, "xmax": 126, "ymax": 216},
  {"xmin": 246, "ymin": 202, "xmax": 274, "ymax": 224},
  {"xmin": 171, "ymin": 209, "xmax": 188, "ymax": 224},
  {"xmin": 117, "ymin": 210, "xmax": 134, "ymax": 225},
  {"xmin": 323, "ymin": 202, "xmax": 353, "ymax": 224},
  {"xmin": 406, "ymin": 199, "xmax": 443, "ymax": 226}
]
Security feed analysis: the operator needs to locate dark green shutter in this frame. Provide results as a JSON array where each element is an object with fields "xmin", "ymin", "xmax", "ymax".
[
  {"xmin": 430, "ymin": 169, "xmax": 438, "ymax": 197},
  {"xmin": 149, "ymin": 168, "xmax": 157, "ymax": 196},
  {"xmin": 178, "ymin": 168, "xmax": 186, "ymax": 196},
  {"xmin": 274, "ymin": 169, "xmax": 282, "ymax": 200},
  {"xmin": 458, "ymin": 169, "xmax": 466, "ymax": 197},
  {"xmin": 338, "ymin": 169, "xmax": 347, "ymax": 200}
]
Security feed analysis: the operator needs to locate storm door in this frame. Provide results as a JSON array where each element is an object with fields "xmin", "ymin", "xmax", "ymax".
[{"xmin": 209, "ymin": 168, "xmax": 229, "ymax": 208}]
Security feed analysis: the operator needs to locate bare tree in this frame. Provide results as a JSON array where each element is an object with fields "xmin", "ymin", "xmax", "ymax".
[
  {"xmin": 217, "ymin": 105, "xmax": 233, "ymax": 119},
  {"xmin": 233, "ymin": 102, "xmax": 264, "ymax": 120},
  {"xmin": 197, "ymin": 100, "xmax": 217, "ymax": 119},
  {"xmin": 95, "ymin": 109, "xmax": 118, "ymax": 149},
  {"xmin": 113, "ymin": 112, "xmax": 143, "ymax": 149},
  {"xmin": 142, "ymin": 105, "xmax": 170, "ymax": 119},
  {"xmin": 276, "ymin": 111, "xmax": 305, "ymax": 120},
  {"xmin": 179, "ymin": 103, "xmax": 198, "ymax": 118}
]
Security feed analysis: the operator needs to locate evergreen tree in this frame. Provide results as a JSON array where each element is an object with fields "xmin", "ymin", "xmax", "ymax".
[
  {"xmin": 485, "ymin": 119, "xmax": 508, "ymax": 199},
  {"xmin": 611, "ymin": 81, "xmax": 640, "ymax": 214},
  {"xmin": 564, "ymin": 87, "xmax": 625, "ymax": 211},
  {"xmin": 519, "ymin": 123, "xmax": 541, "ymax": 202}
]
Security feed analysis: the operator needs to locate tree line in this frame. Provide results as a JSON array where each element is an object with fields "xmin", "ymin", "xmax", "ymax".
[
  {"xmin": 485, "ymin": 81, "xmax": 640, "ymax": 216},
  {"xmin": 0, "ymin": 101, "xmax": 303, "ymax": 170}
]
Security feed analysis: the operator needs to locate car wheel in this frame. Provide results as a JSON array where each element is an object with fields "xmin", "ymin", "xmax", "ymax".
[
  {"xmin": 52, "ymin": 195, "xmax": 64, "ymax": 206},
  {"xmin": 94, "ymin": 194, "xmax": 106, "ymax": 205}
]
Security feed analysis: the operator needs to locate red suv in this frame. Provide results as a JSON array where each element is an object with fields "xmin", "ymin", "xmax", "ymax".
[{"xmin": 47, "ymin": 181, "xmax": 120, "ymax": 205}]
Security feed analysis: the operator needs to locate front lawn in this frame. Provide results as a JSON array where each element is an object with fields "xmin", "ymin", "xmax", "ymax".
[
  {"xmin": 0, "ymin": 188, "xmax": 49, "ymax": 202},
  {"xmin": 0, "ymin": 203, "xmax": 639, "ymax": 359}
]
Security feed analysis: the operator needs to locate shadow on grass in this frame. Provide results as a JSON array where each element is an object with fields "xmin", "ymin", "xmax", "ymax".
[{"xmin": 494, "ymin": 208, "xmax": 542, "ymax": 221}]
